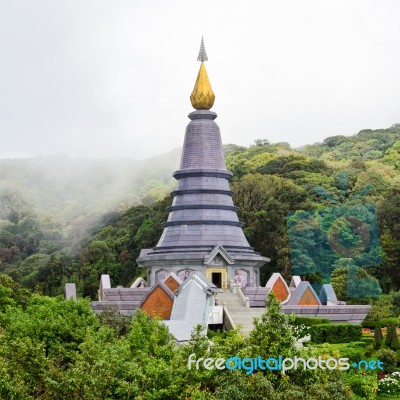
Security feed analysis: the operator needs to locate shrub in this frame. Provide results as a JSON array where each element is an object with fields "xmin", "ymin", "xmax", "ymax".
[
  {"xmin": 343, "ymin": 372, "xmax": 378, "ymax": 400},
  {"xmin": 388, "ymin": 323, "xmax": 400, "ymax": 351},
  {"xmin": 376, "ymin": 348, "xmax": 397, "ymax": 373},
  {"xmin": 340, "ymin": 346, "xmax": 364, "ymax": 364},
  {"xmin": 365, "ymin": 344, "xmax": 374, "ymax": 357},
  {"xmin": 350, "ymin": 341, "xmax": 367, "ymax": 348},
  {"xmin": 385, "ymin": 324, "xmax": 393, "ymax": 349},
  {"xmin": 362, "ymin": 320, "xmax": 377, "ymax": 329},
  {"xmin": 290, "ymin": 323, "xmax": 311, "ymax": 341},
  {"xmin": 360, "ymin": 336, "xmax": 374, "ymax": 346},
  {"xmin": 310, "ymin": 323, "xmax": 362, "ymax": 344},
  {"xmin": 98, "ymin": 305, "xmax": 132, "ymax": 337},
  {"xmin": 381, "ymin": 317, "xmax": 399, "ymax": 327},
  {"xmin": 374, "ymin": 323, "xmax": 383, "ymax": 349},
  {"xmin": 378, "ymin": 371, "xmax": 400, "ymax": 396},
  {"xmin": 384, "ymin": 322, "xmax": 400, "ymax": 350}
]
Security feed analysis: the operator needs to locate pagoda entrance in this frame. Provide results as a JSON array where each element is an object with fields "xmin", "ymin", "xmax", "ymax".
[
  {"xmin": 212, "ymin": 272, "xmax": 221, "ymax": 288},
  {"xmin": 206, "ymin": 268, "xmax": 227, "ymax": 289}
]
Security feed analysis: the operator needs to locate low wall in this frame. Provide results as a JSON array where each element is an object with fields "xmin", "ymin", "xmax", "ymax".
[
  {"xmin": 91, "ymin": 301, "xmax": 139, "ymax": 316},
  {"xmin": 281, "ymin": 305, "xmax": 371, "ymax": 324},
  {"xmin": 222, "ymin": 307, "xmax": 235, "ymax": 331}
]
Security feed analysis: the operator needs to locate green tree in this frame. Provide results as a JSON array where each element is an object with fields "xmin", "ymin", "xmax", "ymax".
[
  {"xmin": 0, "ymin": 274, "xmax": 31, "ymax": 311},
  {"xmin": 248, "ymin": 292, "xmax": 296, "ymax": 366},
  {"xmin": 331, "ymin": 266, "xmax": 381, "ymax": 301},
  {"xmin": 376, "ymin": 348, "xmax": 397, "ymax": 373},
  {"xmin": 1, "ymin": 295, "xmax": 99, "ymax": 363},
  {"xmin": 232, "ymin": 173, "xmax": 309, "ymax": 281},
  {"xmin": 36, "ymin": 254, "xmax": 65, "ymax": 296}
]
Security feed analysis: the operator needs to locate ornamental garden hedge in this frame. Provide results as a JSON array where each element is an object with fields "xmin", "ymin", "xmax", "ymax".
[{"xmin": 310, "ymin": 323, "xmax": 362, "ymax": 344}]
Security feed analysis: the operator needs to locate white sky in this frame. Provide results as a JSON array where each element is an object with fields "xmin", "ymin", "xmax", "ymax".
[{"xmin": 0, "ymin": 0, "xmax": 399, "ymax": 159}]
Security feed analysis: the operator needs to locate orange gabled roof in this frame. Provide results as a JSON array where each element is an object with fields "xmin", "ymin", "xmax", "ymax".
[{"xmin": 139, "ymin": 281, "xmax": 175, "ymax": 320}]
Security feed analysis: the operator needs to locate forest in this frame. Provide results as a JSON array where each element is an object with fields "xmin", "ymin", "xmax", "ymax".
[
  {"xmin": 1, "ymin": 124, "xmax": 399, "ymax": 300},
  {"xmin": 1, "ymin": 124, "xmax": 400, "ymax": 398}
]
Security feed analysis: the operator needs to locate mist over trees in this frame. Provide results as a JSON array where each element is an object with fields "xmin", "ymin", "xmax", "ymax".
[
  {"xmin": 1, "ymin": 125, "xmax": 400, "ymax": 298},
  {"xmin": 0, "ymin": 150, "xmax": 179, "ymax": 295}
]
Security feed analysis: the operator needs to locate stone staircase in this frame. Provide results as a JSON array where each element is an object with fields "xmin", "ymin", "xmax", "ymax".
[{"xmin": 216, "ymin": 290, "xmax": 265, "ymax": 334}]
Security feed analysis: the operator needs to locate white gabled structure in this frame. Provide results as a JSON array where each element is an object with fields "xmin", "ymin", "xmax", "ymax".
[
  {"xmin": 289, "ymin": 275, "xmax": 302, "ymax": 289},
  {"xmin": 164, "ymin": 272, "xmax": 222, "ymax": 343},
  {"xmin": 130, "ymin": 277, "xmax": 147, "ymax": 288},
  {"xmin": 265, "ymin": 273, "xmax": 291, "ymax": 304}
]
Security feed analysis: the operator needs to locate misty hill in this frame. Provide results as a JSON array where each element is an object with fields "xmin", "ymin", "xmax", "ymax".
[
  {"xmin": 67, "ymin": 124, "xmax": 400, "ymax": 297},
  {"xmin": 1, "ymin": 123, "xmax": 400, "ymax": 297},
  {"xmin": 0, "ymin": 149, "xmax": 181, "ymax": 264},
  {"xmin": 0, "ymin": 148, "xmax": 181, "ymax": 220}
]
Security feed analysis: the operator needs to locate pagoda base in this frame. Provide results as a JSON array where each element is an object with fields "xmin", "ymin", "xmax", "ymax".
[{"xmin": 137, "ymin": 244, "xmax": 269, "ymax": 289}]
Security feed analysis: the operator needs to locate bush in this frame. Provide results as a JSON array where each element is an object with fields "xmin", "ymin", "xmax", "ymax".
[
  {"xmin": 360, "ymin": 336, "xmax": 374, "ymax": 346},
  {"xmin": 396, "ymin": 349, "xmax": 400, "ymax": 366},
  {"xmin": 376, "ymin": 348, "xmax": 397, "ymax": 373},
  {"xmin": 365, "ymin": 344, "xmax": 374, "ymax": 357},
  {"xmin": 384, "ymin": 322, "xmax": 400, "ymax": 350},
  {"xmin": 98, "ymin": 305, "xmax": 132, "ymax": 337},
  {"xmin": 374, "ymin": 323, "xmax": 383, "ymax": 349},
  {"xmin": 378, "ymin": 371, "xmax": 400, "ymax": 396},
  {"xmin": 340, "ymin": 346, "xmax": 364, "ymax": 364},
  {"xmin": 290, "ymin": 323, "xmax": 311, "ymax": 341},
  {"xmin": 350, "ymin": 341, "xmax": 367, "ymax": 348},
  {"xmin": 362, "ymin": 320, "xmax": 377, "ymax": 329},
  {"xmin": 387, "ymin": 323, "xmax": 400, "ymax": 351},
  {"xmin": 343, "ymin": 372, "xmax": 378, "ymax": 400},
  {"xmin": 310, "ymin": 323, "xmax": 362, "ymax": 344},
  {"xmin": 381, "ymin": 317, "xmax": 399, "ymax": 327},
  {"xmin": 385, "ymin": 325, "xmax": 393, "ymax": 349},
  {"xmin": 294, "ymin": 317, "xmax": 330, "ymax": 326}
]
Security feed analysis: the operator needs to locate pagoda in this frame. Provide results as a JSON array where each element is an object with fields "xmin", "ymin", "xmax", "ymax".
[
  {"xmin": 137, "ymin": 38, "xmax": 269, "ymax": 288},
  {"xmin": 89, "ymin": 39, "xmax": 371, "ymax": 331}
]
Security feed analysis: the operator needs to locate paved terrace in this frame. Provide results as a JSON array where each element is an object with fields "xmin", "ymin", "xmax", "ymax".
[
  {"xmin": 216, "ymin": 290, "xmax": 371, "ymax": 335},
  {"xmin": 91, "ymin": 287, "xmax": 150, "ymax": 316}
]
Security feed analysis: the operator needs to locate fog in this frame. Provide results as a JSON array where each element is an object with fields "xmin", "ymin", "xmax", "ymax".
[
  {"xmin": 0, "ymin": 149, "xmax": 181, "ymax": 256},
  {"xmin": 0, "ymin": 0, "xmax": 399, "ymax": 160}
]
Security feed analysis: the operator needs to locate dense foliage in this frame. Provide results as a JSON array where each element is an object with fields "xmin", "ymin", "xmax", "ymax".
[
  {"xmin": 310, "ymin": 323, "xmax": 362, "ymax": 344},
  {"xmin": 0, "ymin": 283, "xmax": 356, "ymax": 399}
]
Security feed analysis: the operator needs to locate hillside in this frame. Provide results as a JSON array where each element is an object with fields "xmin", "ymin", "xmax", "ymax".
[
  {"xmin": 1, "ymin": 124, "xmax": 400, "ymax": 298},
  {"xmin": 0, "ymin": 149, "xmax": 180, "ymax": 293}
]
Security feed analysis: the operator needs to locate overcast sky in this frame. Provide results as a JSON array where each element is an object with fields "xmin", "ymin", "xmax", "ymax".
[{"xmin": 0, "ymin": 0, "xmax": 399, "ymax": 159}]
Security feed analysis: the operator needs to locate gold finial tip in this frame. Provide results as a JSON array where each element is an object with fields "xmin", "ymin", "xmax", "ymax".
[{"xmin": 190, "ymin": 62, "xmax": 215, "ymax": 110}]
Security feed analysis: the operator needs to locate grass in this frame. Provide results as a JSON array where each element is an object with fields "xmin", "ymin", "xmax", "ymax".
[{"xmin": 310, "ymin": 342, "xmax": 365, "ymax": 349}]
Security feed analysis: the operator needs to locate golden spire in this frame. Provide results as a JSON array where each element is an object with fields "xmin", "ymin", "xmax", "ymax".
[{"xmin": 190, "ymin": 37, "xmax": 215, "ymax": 110}]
